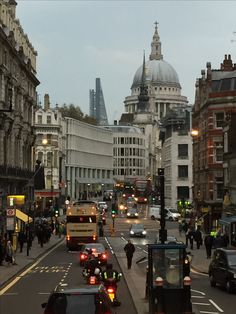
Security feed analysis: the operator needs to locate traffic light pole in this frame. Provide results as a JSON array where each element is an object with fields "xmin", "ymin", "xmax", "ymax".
[{"xmin": 158, "ymin": 168, "xmax": 167, "ymax": 244}]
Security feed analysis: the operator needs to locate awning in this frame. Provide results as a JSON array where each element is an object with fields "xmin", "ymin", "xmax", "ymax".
[{"xmin": 15, "ymin": 209, "xmax": 33, "ymax": 223}]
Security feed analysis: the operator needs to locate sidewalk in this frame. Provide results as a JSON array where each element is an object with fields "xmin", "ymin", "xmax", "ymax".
[{"xmin": 0, "ymin": 234, "xmax": 64, "ymax": 289}]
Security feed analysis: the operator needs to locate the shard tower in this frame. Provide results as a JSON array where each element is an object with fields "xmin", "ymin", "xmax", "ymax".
[{"xmin": 89, "ymin": 78, "xmax": 108, "ymax": 125}]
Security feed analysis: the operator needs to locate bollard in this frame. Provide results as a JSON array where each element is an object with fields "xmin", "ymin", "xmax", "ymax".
[
  {"xmin": 155, "ymin": 277, "xmax": 165, "ymax": 314},
  {"xmin": 183, "ymin": 276, "xmax": 193, "ymax": 314}
]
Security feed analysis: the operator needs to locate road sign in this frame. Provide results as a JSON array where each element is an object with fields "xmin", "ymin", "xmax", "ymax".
[{"xmin": 7, "ymin": 208, "xmax": 15, "ymax": 217}]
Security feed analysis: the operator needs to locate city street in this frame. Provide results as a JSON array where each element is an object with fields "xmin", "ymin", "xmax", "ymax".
[{"xmin": 0, "ymin": 238, "xmax": 137, "ymax": 314}]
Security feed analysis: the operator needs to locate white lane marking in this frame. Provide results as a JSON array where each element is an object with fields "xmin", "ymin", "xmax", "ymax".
[
  {"xmin": 142, "ymin": 250, "xmax": 148, "ymax": 254},
  {"xmin": 2, "ymin": 293, "xmax": 18, "ymax": 296},
  {"xmin": 192, "ymin": 295, "xmax": 205, "ymax": 299},
  {"xmin": 193, "ymin": 302, "xmax": 211, "ymax": 306},
  {"xmin": 0, "ymin": 240, "xmax": 64, "ymax": 296},
  {"xmin": 191, "ymin": 289, "xmax": 206, "ymax": 295},
  {"xmin": 120, "ymin": 237, "xmax": 126, "ymax": 242},
  {"xmin": 199, "ymin": 312, "xmax": 219, "ymax": 314},
  {"xmin": 38, "ymin": 292, "xmax": 50, "ymax": 295},
  {"xmin": 209, "ymin": 299, "xmax": 224, "ymax": 313},
  {"xmin": 104, "ymin": 237, "xmax": 114, "ymax": 254}
]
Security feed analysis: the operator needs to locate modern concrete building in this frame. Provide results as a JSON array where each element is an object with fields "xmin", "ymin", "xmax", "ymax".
[
  {"xmin": 0, "ymin": 0, "xmax": 39, "ymax": 233},
  {"xmin": 34, "ymin": 94, "xmax": 66, "ymax": 216},
  {"xmin": 65, "ymin": 118, "xmax": 113, "ymax": 201},
  {"xmin": 160, "ymin": 106, "xmax": 193, "ymax": 209},
  {"xmin": 104, "ymin": 123, "xmax": 146, "ymax": 183},
  {"xmin": 192, "ymin": 54, "xmax": 236, "ymax": 231}
]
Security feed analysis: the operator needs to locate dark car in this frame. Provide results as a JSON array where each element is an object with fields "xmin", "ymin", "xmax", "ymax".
[
  {"xmin": 79, "ymin": 243, "xmax": 108, "ymax": 266},
  {"xmin": 42, "ymin": 284, "xmax": 115, "ymax": 314},
  {"xmin": 129, "ymin": 223, "xmax": 146, "ymax": 237},
  {"xmin": 209, "ymin": 248, "xmax": 236, "ymax": 293},
  {"xmin": 126, "ymin": 207, "xmax": 139, "ymax": 219}
]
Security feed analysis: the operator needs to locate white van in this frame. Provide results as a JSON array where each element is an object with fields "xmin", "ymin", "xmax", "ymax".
[
  {"xmin": 149, "ymin": 205, "xmax": 161, "ymax": 220},
  {"xmin": 165, "ymin": 208, "xmax": 181, "ymax": 221}
]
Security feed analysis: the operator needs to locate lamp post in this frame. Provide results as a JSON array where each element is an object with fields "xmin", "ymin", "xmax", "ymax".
[{"xmin": 87, "ymin": 184, "xmax": 90, "ymax": 200}]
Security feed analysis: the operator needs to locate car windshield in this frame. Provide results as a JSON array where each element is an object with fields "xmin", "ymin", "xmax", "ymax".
[
  {"xmin": 84, "ymin": 244, "xmax": 105, "ymax": 253},
  {"xmin": 169, "ymin": 209, "xmax": 179, "ymax": 213},
  {"xmin": 227, "ymin": 252, "xmax": 236, "ymax": 266},
  {"xmin": 132, "ymin": 224, "xmax": 143, "ymax": 229},
  {"xmin": 48, "ymin": 293, "xmax": 105, "ymax": 314},
  {"xmin": 128, "ymin": 208, "xmax": 137, "ymax": 213}
]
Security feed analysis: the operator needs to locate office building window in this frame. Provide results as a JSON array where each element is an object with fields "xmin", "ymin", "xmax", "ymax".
[
  {"xmin": 177, "ymin": 186, "xmax": 189, "ymax": 199},
  {"xmin": 215, "ymin": 176, "xmax": 224, "ymax": 199},
  {"xmin": 214, "ymin": 142, "xmax": 223, "ymax": 162},
  {"xmin": 178, "ymin": 144, "xmax": 188, "ymax": 159},
  {"xmin": 46, "ymin": 115, "xmax": 52, "ymax": 124},
  {"xmin": 38, "ymin": 115, "xmax": 42, "ymax": 124},
  {"xmin": 214, "ymin": 112, "xmax": 224, "ymax": 128},
  {"xmin": 178, "ymin": 165, "xmax": 188, "ymax": 178}
]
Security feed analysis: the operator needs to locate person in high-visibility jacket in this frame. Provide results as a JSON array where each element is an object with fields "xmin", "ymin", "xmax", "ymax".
[{"xmin": 100, "ymin": 263, "xmax": 121, "ymax": 288}]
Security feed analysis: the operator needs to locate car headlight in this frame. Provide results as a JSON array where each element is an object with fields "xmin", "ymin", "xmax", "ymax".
[
  {"xmin": 130, "ymin": 230, "xmax": 134, "ymax": 234},
  {"xmin": 127, "ymin": 213, "xmax": 130, "ymax": 216},
  {"xmin": 144, "ymin": 198, "xmax": 147, "ymax": 201},
  {"xmin": 234, "ymin": 273, "xmax": 236, "ymax": 279},
  {"xmin": 134, "ymin": 198, "xmax": 138, "ymax": 201},
  {"xmin": 142, "ymin": 230, "xmax": 146, "ymax": 235},
  {"xmin": 135, "ymin": 213, "xmax": 138, "ymax": 216}
]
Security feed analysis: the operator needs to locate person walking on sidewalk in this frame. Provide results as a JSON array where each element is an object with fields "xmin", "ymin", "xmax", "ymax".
[
  {"xmin": 204, "ymin": 233, "xmax": 213, "ymax": 259},
  {"xmin": 124, "ymin": 240, "xmax": 135, "ymax": 269},
  {"xmin": 0, "ymin": 236, "xmax": 4, "ymax": 265},
  {"xmin": 194, "ymin": 226, "xmax": 203, "ymax": 249},
  {"xmin": 5, "ymin": 240, "xmax": 15, "ymax": 266}
]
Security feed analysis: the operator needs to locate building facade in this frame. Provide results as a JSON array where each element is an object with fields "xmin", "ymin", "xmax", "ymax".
[
  {"xmin": 34, "ymin": 94, "xmax": 66, "ymax": 216},
  {"xmin": 121, "ymin": 23, "xmax": 188, "ymax": 180},
  {"xmin": 0, "ymin": 0, "xmax": 39, "ymax": 233},
  {"xmin": 160, "ymin": 106, "xmax": 193, "ymax": 209},
  {"xmin": 65, "ymin": 118, "xmax": 113, "ymax": 201},
  {"xmin": 104, "ymin": 124, "xmax": 146, "ymax": 183},
  {"xmin": 192, "ymin": 55, "xmax": 236, "ymax": 231}
]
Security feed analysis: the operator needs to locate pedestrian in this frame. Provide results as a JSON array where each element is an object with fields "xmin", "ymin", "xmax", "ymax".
[
  {"xmin": 194, "ymin": 226, "xmax": 203, "ymax": 249},
  {"xmin": 5, "ymin": 240, "xmax": 15, "ymax": 266},
  {"xmin": 124, "ymin": 239, "xmax": 135, "ymax": 269},
  {"xmin": 188, "ymin": 227, "xmax": 195, "ymax": 250},
  {"xmin": 204, "ymin": 233, "xmax": 213, "ymax": 259},
  {"xmin": 178, "ymin": 220, "xmax": 183, "ymax": 236},
  {"xmin": 18, "ymin": 231, "xmax": 26, "ymax": 253}
]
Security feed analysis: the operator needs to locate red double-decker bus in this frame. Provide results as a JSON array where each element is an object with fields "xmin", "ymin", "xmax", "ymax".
[{"xmin": 134, "ymin": 179, "xmax": 152, "ymax": 203}]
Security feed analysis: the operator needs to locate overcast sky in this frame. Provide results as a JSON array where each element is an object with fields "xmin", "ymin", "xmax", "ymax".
[{"xmin": 16, "ymin": 0, "xmax": 236, "ymax": 123}]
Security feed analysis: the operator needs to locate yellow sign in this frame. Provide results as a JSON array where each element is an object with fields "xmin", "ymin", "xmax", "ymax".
[
  {"xmin": 7, "ymin": 195, "xmax": 25, "ymax": 206},
  {"xmin": 201, "ymin": 207, "xmax": 209, "ymax": 213}
]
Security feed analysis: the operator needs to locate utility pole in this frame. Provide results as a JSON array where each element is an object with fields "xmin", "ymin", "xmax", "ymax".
[{"xmin": 158, "ymin": 168, "xmax": 167, "ymax": 244}]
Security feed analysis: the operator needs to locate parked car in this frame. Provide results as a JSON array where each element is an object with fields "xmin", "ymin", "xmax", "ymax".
[
  {"xmin": 209, "ymin": 248, "xmax": 236, "ymax": 293},
  {"xmin": 155, "ymin": 234, "xmax": 177, "ymax": 244},
  {"xmin": 129, "ymin": 223, "xmax": 146, "ymax": 237},
  {"xmin": 165, "ymin": 208, "xmax": 181, "ymax": 221},
  {"xmin": 126, "ymin": 207, "xmax": 139, "ymax": 218},
  {"xmin": 79, "ymin": 243, "xmax": 108, "ymax": 266},
  {"xmin": 41, "ymin": 284, "xmax": 115, "ymax": 314}
]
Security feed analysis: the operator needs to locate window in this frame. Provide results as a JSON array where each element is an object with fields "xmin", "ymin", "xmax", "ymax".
[
  {"xmin": 37, "ymin": 115, "xmax": 42, "ymax": 124},
  {"xmin": 178, "ymin": 144, "xmax": 188, "ymax": 159},
  {"xmin": 214, "ymin": 112, "xmax": 224, "ymax": 128},
  {"xmin": 215, "ymin": 176, "xmax": 223, "ymax": 199},
  {"xmin": 47, "ymin": 115, "xmax": 52, "ymax": 124},
  {"xmin": 38, "ymin": 152, "xmax": 43, "ymax": 161},
  {"xmin": 177, "ymin": 186, "xmax": 189, "ymax": 199},
  {"xmin": 214, "ymin": 142, "xmax": 223, "ymax": 162},
  {"xmin": 178, "ymin": 166, "xmax": 188, "ymax": 178}
]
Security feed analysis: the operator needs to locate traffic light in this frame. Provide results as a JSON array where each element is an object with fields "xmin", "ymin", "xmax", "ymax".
[
  {"xmin": 111, "ymin": 208, "xmax": 116, "ymax": 218},
  {"xmin": 54, "ymin": 204, "xmax": 59, "ymax": 217}
]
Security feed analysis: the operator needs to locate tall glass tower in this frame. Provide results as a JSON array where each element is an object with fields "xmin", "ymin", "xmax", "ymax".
[{"xmin": 89, "ymin": 78, "xmax": 108, "ymax": 125}]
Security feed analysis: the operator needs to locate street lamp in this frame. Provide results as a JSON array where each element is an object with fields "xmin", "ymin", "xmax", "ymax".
[{"xmin": 87, "ymin": 184, "xmax": 90, "ymax": 200}]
